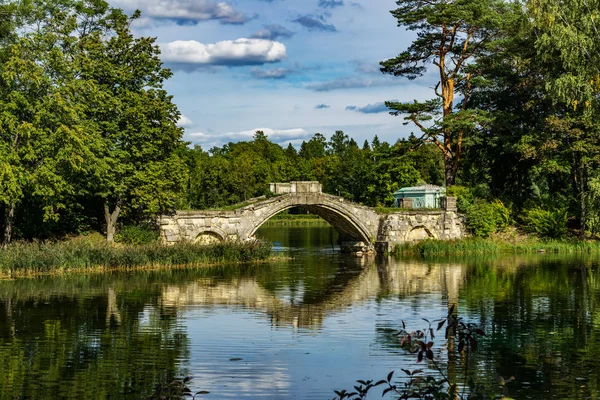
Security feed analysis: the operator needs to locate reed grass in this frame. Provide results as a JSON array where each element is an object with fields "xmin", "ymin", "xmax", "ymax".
[
  {"xmin": 393, "ymin": 237, "xmax": 600, "ymax": 257},
  {"xmin": 0, "ymin": 235, "xmax": 272, "ymax": 279}
]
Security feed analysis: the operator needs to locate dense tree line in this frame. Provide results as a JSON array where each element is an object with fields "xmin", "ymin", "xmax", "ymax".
[
  {"xmin": 1, "ymin": 0, "xmax": 599, "ymax": 243},
  {"xmin": 183, "ymin": 131, "xmax": 443, "ymax": 210}
]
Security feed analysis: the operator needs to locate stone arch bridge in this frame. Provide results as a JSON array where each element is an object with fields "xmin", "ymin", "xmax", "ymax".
[{"xmin": 160, "ymin": 181, "xmax": 465, "ymax": 253}]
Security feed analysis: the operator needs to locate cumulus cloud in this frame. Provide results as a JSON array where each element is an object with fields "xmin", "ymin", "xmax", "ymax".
[
  {"xmin": 160, "ymin": 39, "xmax": 287, "ymax": 70},
  {"xmin": 307, "ymin": 76, "xmax": 394, "ymax": 91},
  {"xmin": 249, "ymin": 67, "xmax": 293, "ymax": 79},
  {"xmin": 319, "ymin": 0, "xmax": 344, "ymax": 8},
  {"xmin": 345, "ymin": 101, "xmax": 392, "ymax": 114},
  {"xmin": 177, "ymin": 115, "xmax": 193, "ymax": 127},
  {"xmin": 186, "ymin": 127, "xmax": 312, "ymax": 148},
  {"xmin": 292, "ymin": 14, "xmax": 337, "ymax": 32},
  {"xmin": 315, "ymin": 104, "xmax": 330, "ymax": 109},
  {"xmin": 251, "ymin": 24, "xmax": 295, "ymax": 40},
  {"xmin": 112, "ymin": 0, "xmax": 253, "ymax": 25}
]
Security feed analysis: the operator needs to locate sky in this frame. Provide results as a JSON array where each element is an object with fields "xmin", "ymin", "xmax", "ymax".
[{"xmin": 109, "ymin": 0, "xmax": 436, "ymax": 149}]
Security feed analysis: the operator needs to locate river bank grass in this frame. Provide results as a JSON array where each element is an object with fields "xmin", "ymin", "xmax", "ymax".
[
  {"xmin": 0, "ymin": 236, "xmax": 273, "ymax": 279},
  {"xmin": 393, "ymin": 237, "xmax": 600, "ymax": 257}
]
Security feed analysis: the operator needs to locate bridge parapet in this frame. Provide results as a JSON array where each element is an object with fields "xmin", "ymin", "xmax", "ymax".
[{"xmin": 269, "ymin": 181, "xmax": 322, "ymax": 195}]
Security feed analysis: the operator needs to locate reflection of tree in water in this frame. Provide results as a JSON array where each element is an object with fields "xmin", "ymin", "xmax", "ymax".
[
  {"xmin": 461, "ymin": 256, "xmax": 600, "ymax": 399},
  {"xmin": 0, "ymin": 277, "xmax": 189, "ymax": 399},
  {"xmin": 372, "ymin": 255, "xmax": 600, "ymax": 400},
  {"xmin": 3, "ymin": 255, "xmax": 600, "ymax": 399}
]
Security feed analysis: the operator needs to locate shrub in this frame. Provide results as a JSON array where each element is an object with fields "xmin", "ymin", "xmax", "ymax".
[
  {"xmin": 466, "ymin": 199, "xmax": 511, "ymax": 238},
  {"xmin": 115, "ymin": 225, "xmax": 159, "ymax": 245},
  {"xmin": 521, "ymin": 206, "xmax": 568, "ymax": 239},
  {"xmin": 447, "ymin": 185, "xmax": 475, "ymax": 213}
]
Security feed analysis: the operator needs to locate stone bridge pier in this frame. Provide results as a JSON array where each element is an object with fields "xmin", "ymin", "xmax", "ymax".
[{"xmin": 160, "ymin": 182, "xmax": 466, "ymax": 253}]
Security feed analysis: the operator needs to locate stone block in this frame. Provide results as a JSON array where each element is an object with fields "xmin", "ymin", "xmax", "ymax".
[
  {"xmin": 398, "ymin": 198, "xmax": 413, "ymax": 208},
  {"xmin": 441, "ymin": 197, "xmax": 457, "ymax": 212}
]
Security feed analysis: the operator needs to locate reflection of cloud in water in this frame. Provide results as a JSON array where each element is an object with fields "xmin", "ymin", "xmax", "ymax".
[{"xmin": 191, "ymin": 361, "xmax": 291, "ymax": 397}]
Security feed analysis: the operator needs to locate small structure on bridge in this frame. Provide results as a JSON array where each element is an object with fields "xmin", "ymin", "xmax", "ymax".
[
  {"xmin": 270, "ymin": 181, "xmax": 322, "ymax": 195},
  {"xmin": 393, "ymin": 184, "xmax": 446, "ymax": 209}
]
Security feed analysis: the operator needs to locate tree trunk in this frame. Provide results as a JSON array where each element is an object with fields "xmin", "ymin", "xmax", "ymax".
[
  {"xmin": 580, "ymin": 188, "xmax": 587, "ymax": 239},
  {"xmin": 444, "ymin": 153, "xmax": 456, "ymax": 187},
  {"xmin": 574, "ymin": 153, "xmax": 587, "ymax": 239},
  {"xmin": 103, "ymin": 197, "xmax": 122, "ymax": 243},
  {"xmin": 2, "ymin": 203, "xmax": 15, "ymax": 247}
]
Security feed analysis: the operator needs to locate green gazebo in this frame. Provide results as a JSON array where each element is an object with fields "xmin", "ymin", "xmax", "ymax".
[{"xmin": 393, "ymin": 184, "xmax": 446, "ymax": 209}]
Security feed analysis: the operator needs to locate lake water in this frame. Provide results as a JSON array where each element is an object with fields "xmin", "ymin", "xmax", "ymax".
[{"xmin": 1, "ymin": 221, "xmax": 600, "ymax": 399}]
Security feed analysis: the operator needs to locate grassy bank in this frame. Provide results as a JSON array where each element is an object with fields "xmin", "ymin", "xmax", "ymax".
[
  {"xmin": 0, "ymin": 236, "xmax": 273, "ymax": 279},
  {"xmin": 393, "ymin": 237, "xmax": 600, "ymax": 257}
]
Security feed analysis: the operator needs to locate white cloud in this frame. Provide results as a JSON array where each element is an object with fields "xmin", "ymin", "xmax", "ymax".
[
  {"xmin": 161, "ymin": 39, "xmax": 287, "ymax": 68},
  {"xmin": 177, "ymin": 115, "xmax": 193, "ymax": 127},
  {"xmin": 112, "ymin": 0, "xmax": 252, "ymax": 24},
  {"xmin": 185, "ymin": 127, "xmax": 311, "ymax": 148},
  {"xmin": 306, "ymin": 76, "xmax": 396, "ymax": 91},
  {"xmin": 249, "ymin": 67, "xmax": 292, "ymax": 79}
]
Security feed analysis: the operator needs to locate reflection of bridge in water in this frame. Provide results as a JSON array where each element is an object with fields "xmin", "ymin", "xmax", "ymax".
[{"xmin": 160, "ymin": 259, "xmax": 463, "ymax": 329}]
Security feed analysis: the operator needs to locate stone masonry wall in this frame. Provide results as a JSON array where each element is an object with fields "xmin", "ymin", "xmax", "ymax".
[{"xmin": 376, "ymin": 210, "xmax": 466, "ymax": 252}]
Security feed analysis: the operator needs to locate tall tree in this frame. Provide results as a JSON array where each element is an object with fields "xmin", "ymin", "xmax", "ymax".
[
  {"xmin": 73, "ymin": 3, "xmax": 186, "ymax": 241},
  {"xmin": 380, "ymin": 0, "xmax": 517, "ymax": 186},
  {"xmin": 0, "ymin": 0, "xmax": 93, "ymax": 245},
  {"xmin": 527, "ymin": 0, "xmax": 600, "ymax": 236}
]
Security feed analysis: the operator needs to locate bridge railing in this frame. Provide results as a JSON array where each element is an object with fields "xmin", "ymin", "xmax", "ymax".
[{"xmin": 269, "ymin": 181, "xmax": 322, "ymax": 195}]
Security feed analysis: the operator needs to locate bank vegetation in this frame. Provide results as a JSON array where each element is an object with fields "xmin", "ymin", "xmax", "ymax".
[{"xmin": 0, "ymin": 234, "xmax": 272, "ymax": 279}]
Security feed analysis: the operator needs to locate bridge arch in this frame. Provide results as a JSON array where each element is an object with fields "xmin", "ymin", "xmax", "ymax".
[
  {"xmin": 158, "ymin": 182, "xmax": 466, "ymax": 252},
  {"xmin": 246, "ymin": 196, "xmax": 375, "ymax": 245},
  {"xmin": 191, "ymin": 227, "xmax": 227, "ymax": 244},
  {"xmin": 405, "ymin": 225, "xmax": 436, "ymax": 241}
]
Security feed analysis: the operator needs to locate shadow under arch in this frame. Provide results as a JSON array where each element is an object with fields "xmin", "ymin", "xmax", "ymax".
[
  {"xmin": 194, "ymin": 229, "xmax": 226, "ymax": 244},
  {"xmin": 248, "ymin": 203, "xmax": 372, "ymax": 244},
  {"xmin": 405, "ymin": 225, "xmax": 436, "ymax": 241}
]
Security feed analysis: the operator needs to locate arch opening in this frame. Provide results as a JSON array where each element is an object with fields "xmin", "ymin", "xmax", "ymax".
[
  {"xmin": 195, "ymin": 231, "xmax": 224, "ymax": 245},
  {"xmin": 249, "ymin": 204, "xmax": 372, "ymax": 246},
  {"xmin": 406, "ymin": 226, "xmax": 435, "ymax": 241}
]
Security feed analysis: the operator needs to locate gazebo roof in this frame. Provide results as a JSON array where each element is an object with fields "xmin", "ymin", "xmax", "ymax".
[{"xmin": 393, "ymin": 184, "xmax": 446, "ymax": 194}]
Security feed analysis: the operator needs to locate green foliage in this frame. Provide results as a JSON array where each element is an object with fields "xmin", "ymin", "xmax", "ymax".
[
  {"xmin": 587, "ymin": 173, "xmax": 600, "ymax": 236},
  {"xmin": 393, "ymin": 236, "xmax": 600, "ymax": 257},
  {"xmin": 528, "ymin": 0, "xmax": 600, "ymax": 114},
  {"xmin": 447, "ymin": 186, "xmax": 476, "ymax": 213},
  {"xmin": 380, "ymin": 0, "xmax": 518, "ymax": 186},
  {"xmin": 521, "ymin": 206, "xmax": 568, "ymax": 239},
  {"xmin": 185, "ymin": 131, "xmax": 438, "ymax": 210},
  {"xmin": 466, "ymin": 200, "xmax": 511, "ymax": 238},
  {"xmin": 0, "ymin": 237, "xmax": 272, "ymax": 277},
  {"xmin": 115, "ymin": 225, "xmax": 159, "ymax": 245},
  {"xmin": 0, "ymin": 0, "xmax": 187, "ymax": 243}
]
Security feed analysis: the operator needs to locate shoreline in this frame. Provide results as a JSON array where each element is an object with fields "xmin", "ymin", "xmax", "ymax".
[
  {"xmin": 393, "ymin": 237, "xmax": 600, "ymax": 257},
  {"xmin": 0, "ymin": 256, "xmax": 289, "ymax": 280},
  {"xmin": 0, "ymin": 238, "xmax": 276, "ymax": 280}
]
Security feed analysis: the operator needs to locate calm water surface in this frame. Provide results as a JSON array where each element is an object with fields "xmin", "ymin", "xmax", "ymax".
[{"xmin": 1, "ymin": 221, "xmax": 600, "ymax": 399}]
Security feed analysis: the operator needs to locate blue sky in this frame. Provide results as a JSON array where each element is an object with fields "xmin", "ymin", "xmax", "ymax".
[{"xmin": 110, "ymin": 0, "xmax": 435, "ymax": 149}]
